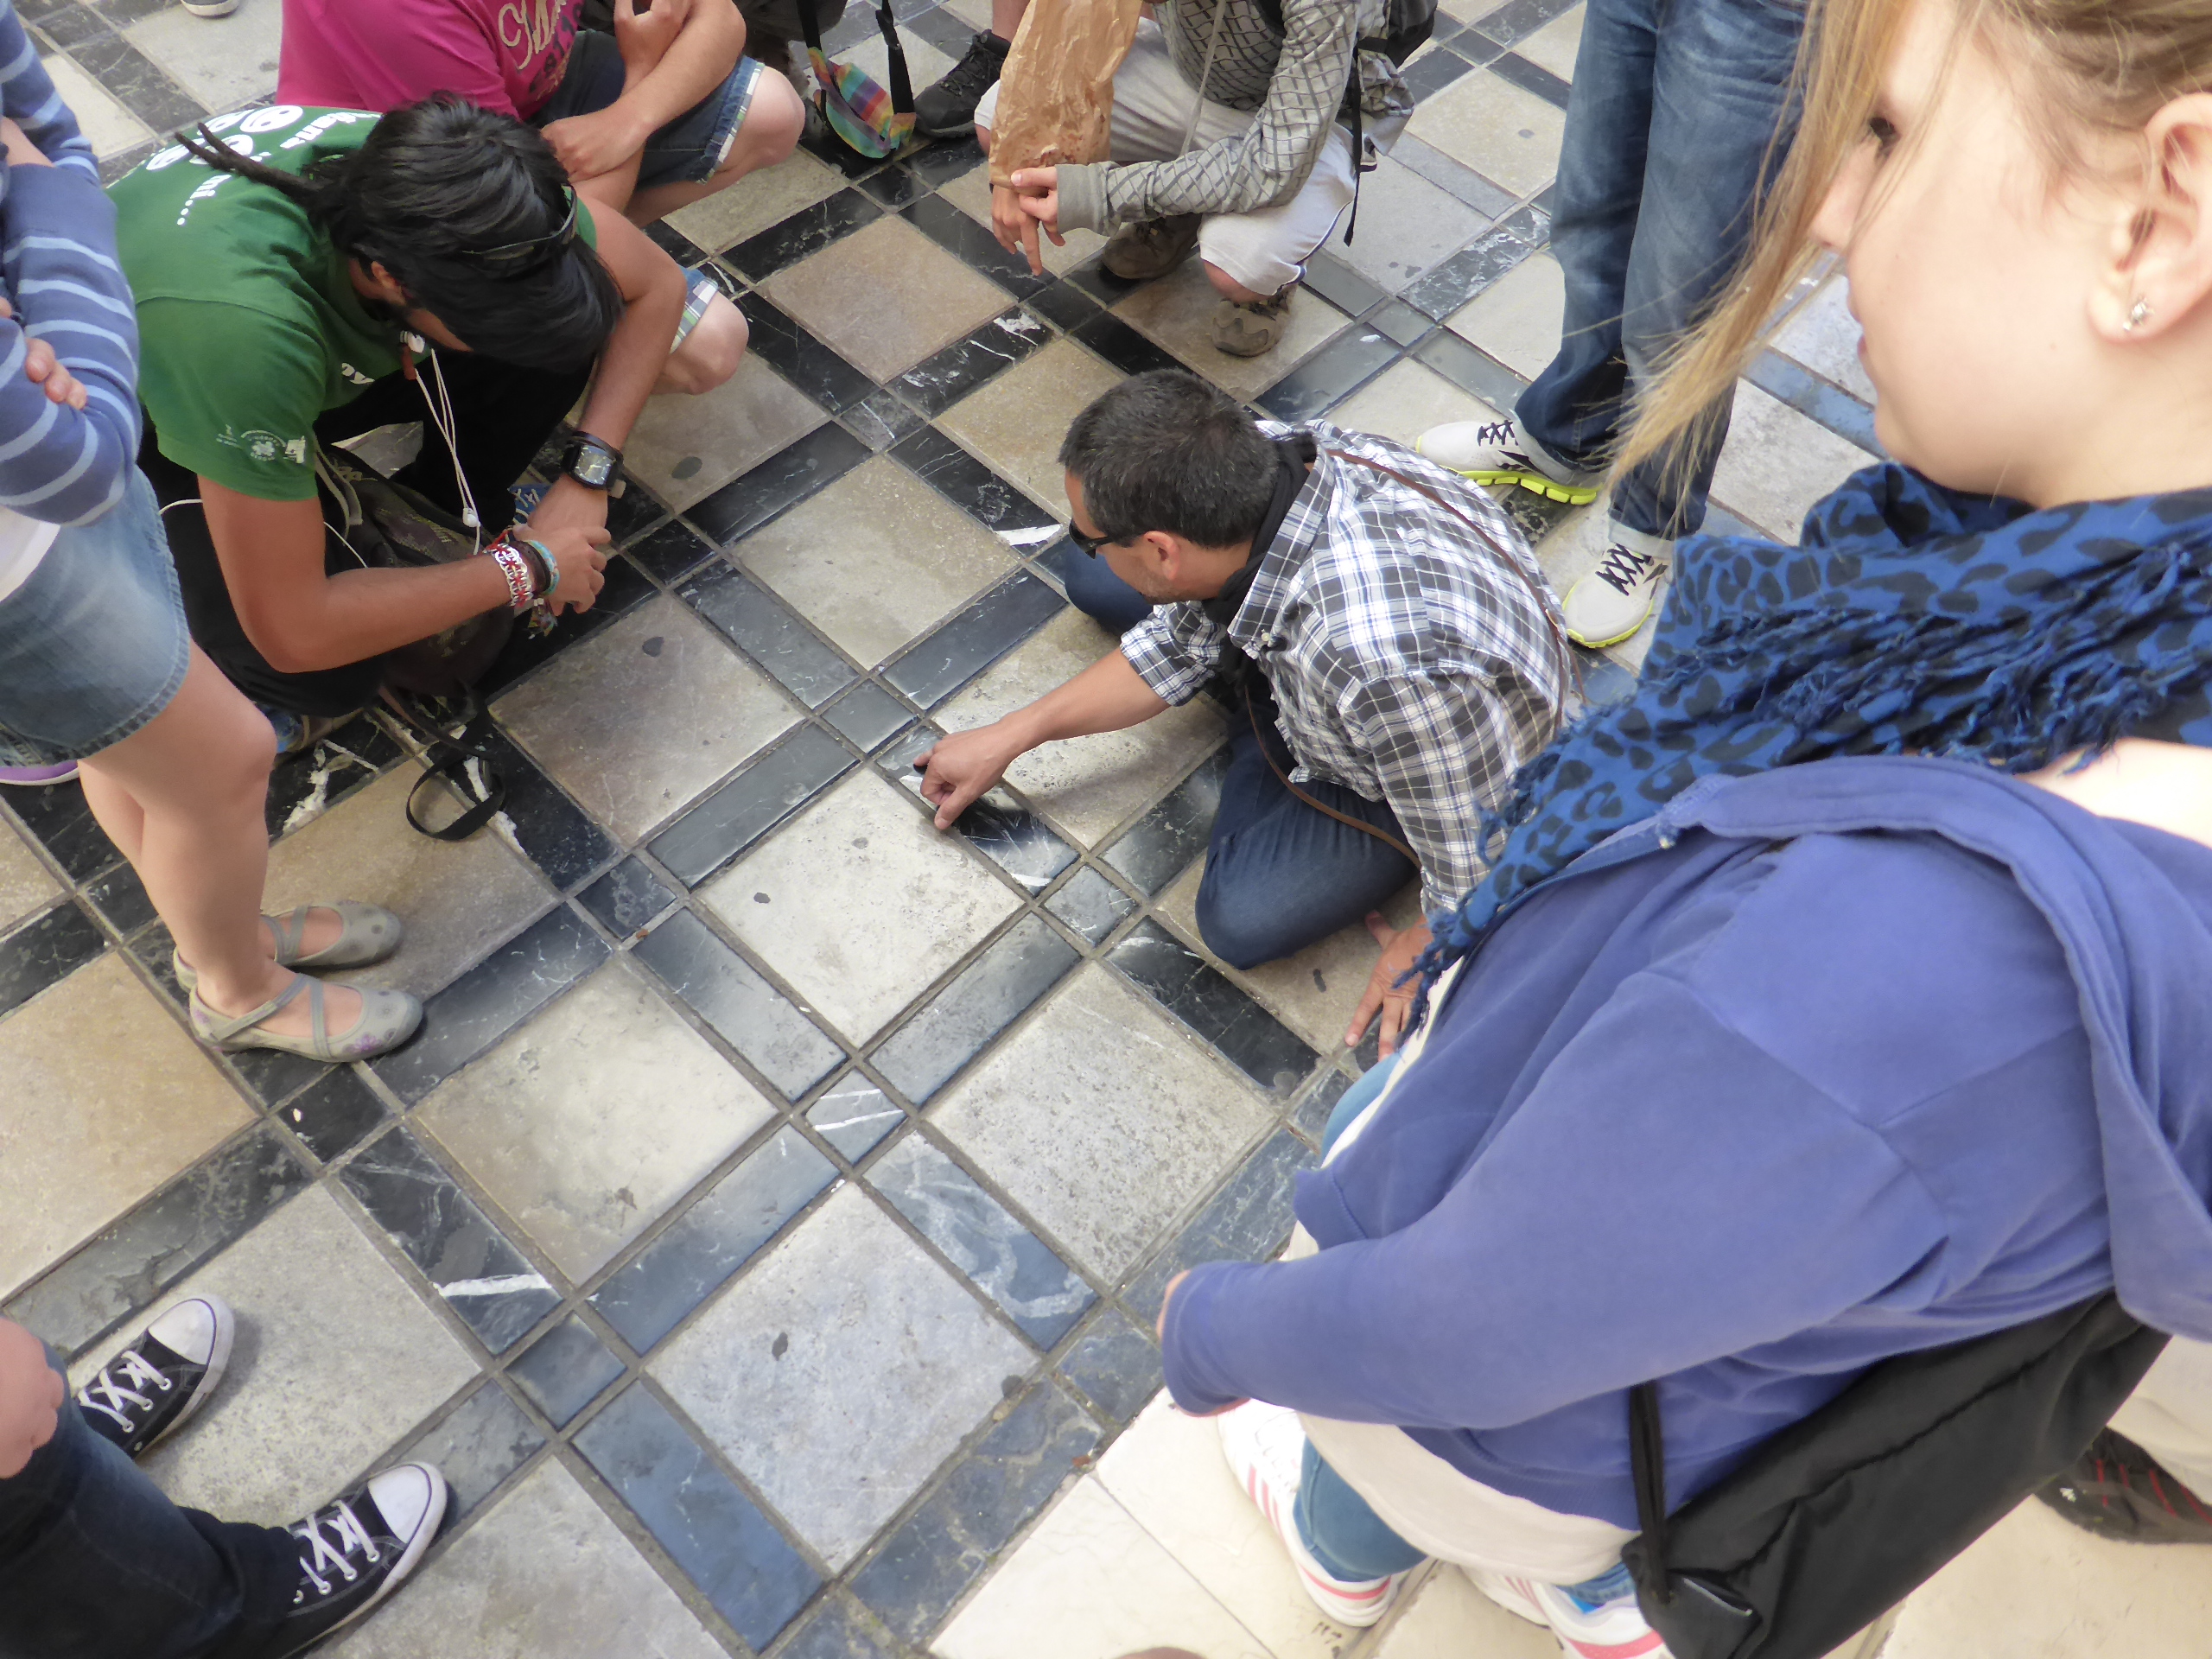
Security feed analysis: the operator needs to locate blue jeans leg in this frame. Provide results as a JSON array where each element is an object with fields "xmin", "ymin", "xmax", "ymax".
[
  {"xmin": 0, "ymin": 1353, "xmax": 294, "ymax": 1659},
  {"xmin": 1516, "ymin": 0, "xmax": 1806, "ymax": 538},
  {"xmin": 1058, "ymin": 550, "xmax": 1156, "ymax": 635},
  {"xmin": 1323, "ymin": 1052, "xmax": 1399, "ymax": 1153},
  {"xmin": 1194, "ymin": 692, "xmax": 1419, "ymax": 969},
  {"xmin": 1296, "ymin": 1439, "xmax": 1428, "ymax": 1580}
]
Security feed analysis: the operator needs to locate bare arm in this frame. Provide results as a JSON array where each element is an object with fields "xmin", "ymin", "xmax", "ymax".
[
  {"xmin": 2024, "ymin": 738, "xmax": 2212, "ymax": 844},
  {"xmin": 546, "ymin": 0, "xmax": 743, "ymax": 207},
  {"xmin": 916, "ymin": 648, "xmax": 1169, "ymax": 828}
]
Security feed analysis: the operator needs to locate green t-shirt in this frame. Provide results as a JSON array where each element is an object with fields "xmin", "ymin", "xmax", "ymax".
[{"xmin": 109, "ymin": 105, "xmax": 599, "ymax": 503}]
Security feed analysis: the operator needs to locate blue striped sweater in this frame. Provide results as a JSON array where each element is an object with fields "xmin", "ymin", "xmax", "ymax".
[{"xmin": 0, "ymin": 3, "xmax": 137, "ymax": 528}]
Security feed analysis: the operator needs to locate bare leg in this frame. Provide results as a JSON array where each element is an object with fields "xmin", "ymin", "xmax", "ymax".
[
  {"xmin": 626, "ymin": 73, "xmax": 807, "ymax": 226},
  {"xmin": 991, "ymin": 0, "xmax": 1027, "ymax": 39},
  {"xmin": 656, "ymin": 294, "xmax": 748, "ymax": 395},
  {"xmin": 1204, "ymin": 260, "xmax": 1271, "ymax": 304},
  {"xmin": 76, "ymin": 647, "xmax": 361, "ymax": 1039}
]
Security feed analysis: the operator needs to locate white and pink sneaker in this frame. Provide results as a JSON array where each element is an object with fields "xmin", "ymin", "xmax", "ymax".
[
  {"xmin": 1216, "ymin": 1401, "xmax": 1410, "ymax": 1628},
  {"xmin": 1465, "ymin": 1564, "xmax": 1670, "ymax": 1658}
]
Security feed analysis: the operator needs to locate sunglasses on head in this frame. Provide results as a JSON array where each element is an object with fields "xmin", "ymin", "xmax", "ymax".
[{"xmin": 464, "ymin": 188, "xmax": 581, "ymax": 271}]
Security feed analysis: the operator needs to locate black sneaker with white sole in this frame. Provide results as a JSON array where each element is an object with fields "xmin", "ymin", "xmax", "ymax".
[
  {"xmin": 76, "ymin": 1294, "xmax": 236, "ymax": 1459},
  {"xmin": 270, "ymin": 1464, "xmax": 448, "ymax": 1657}
]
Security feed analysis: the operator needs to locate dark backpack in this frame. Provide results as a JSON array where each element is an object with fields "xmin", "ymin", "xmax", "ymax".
[
  {"xmin": 1623, "ymin": 1294, "xmax": 2168, "ymax": 1659},
  {"xmin": 1253, "ymin": 0, "xmax": 1436, "ymax": 69}
]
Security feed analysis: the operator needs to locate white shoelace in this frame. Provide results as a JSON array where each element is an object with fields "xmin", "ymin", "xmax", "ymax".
[
  {"xmin": 292, "ymin": 1499, "xmax": 383, "ymax": 1598},
  {"xmin": 77, "ymin": 1349, "xmax": 171, "ymax": 1433}
]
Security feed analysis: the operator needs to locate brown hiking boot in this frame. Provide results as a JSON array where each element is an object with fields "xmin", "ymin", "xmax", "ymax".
[
  {"xmin": 1212, "ymin": 284, "xmax": 1295, "ymax": 357},
  {"xmin": 1102, "ymin": 214, "xmax": 1201, "ymax": 281}
]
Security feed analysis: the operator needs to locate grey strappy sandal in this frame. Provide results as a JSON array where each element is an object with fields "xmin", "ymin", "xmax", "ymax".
[
  {"xmin": 175, "ymin": 902, "xmax": 404, "ymax": 993},
  {"xmin": 189, "ymin": 976, "xmax": 422, "ymax": 1062}
]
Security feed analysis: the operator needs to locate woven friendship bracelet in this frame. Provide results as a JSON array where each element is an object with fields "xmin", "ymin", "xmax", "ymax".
[{"xmin": 487, "ymin": 537, "xmax": 536, "ymax": 613}]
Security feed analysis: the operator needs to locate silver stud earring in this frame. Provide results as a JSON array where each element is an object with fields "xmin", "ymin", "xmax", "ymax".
[{"xmin": 2126, "ymin": 297, "xmax": 2153, "ymax": 333}]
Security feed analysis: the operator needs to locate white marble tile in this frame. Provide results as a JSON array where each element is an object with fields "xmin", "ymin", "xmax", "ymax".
[
  {"xmin": 124, "ymin": 0, "xmax": 283, "ymax": 113},
  {"xmin": 697, "ymin": 770, "xmax": 1022, "ymax": 1043},
  {"xmin": 1325, "ymin": 356, "xmax": 1504, "ymax": 450},
  {"xmin": 1708, "ymin": 383, "xmax": 1874, "ymax": 543},
  {"xmin": 932, "ymin": 608, "xmax": 1227, "ymax": 848},
  {"xmin": 417, "ymin": 960, "xmax": 778, "ymax": 1281},
  {"xmin": 73, "ymin": 1185, "xmax": 480, "ymax": 1525},
  {"xmin": 1774, "ymin": 275, "xmax": 1878, "ymax": 407},
  {"xmin": 332, "ymin": 1459, "xmax": 726, "ymax": 1659},
  {"xmin": 1403, "ymin": 69, "xmax": 1566, "ymax": 201},
  {"xmin": 1446, "ymin": 252, "xmax": 1563, "ymax": 381},
  {"xmin": 930, "ymin": 965, "xmax": 1274, "ymax": 1279},
  {"xmin": 935, "ymin": 1479, "xmax": 1276, "ymax": 1659},
  {"xmin": 1099, "ymin": 1394, "xmax": 1360, "ymax": 1657},
  {"xmin": 1515, "ymin": 6, "xmax": 1586, "ymax": 81}
]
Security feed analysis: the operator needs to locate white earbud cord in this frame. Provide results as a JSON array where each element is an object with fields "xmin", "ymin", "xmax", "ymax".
[{"xmin": 404, "ymin": 332, "xmax": 482, "ymax": 552}]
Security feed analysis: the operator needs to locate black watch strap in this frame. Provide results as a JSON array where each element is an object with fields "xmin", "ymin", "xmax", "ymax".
[{"xmin": 563, "ymin": 433, "xmax": 623, "ymax": 491}]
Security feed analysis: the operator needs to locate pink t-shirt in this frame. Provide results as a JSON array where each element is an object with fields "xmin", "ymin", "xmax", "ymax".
[{"xmin": 277, "ymin": 0, "xmax": 584, "ymax": 122}]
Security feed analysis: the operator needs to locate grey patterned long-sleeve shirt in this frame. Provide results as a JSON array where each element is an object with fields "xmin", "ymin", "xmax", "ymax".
[
  {"xmin": 1053, "ymin": 0, "xmax": 1411, "ymax": 232},
  {"xmin": 1119, "ymin": 423, "xmax": 1568, "ymax": 915}
]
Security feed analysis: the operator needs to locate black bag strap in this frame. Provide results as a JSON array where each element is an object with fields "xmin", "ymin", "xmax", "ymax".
[
  {"xmin": 379, "ymin": 690, "xmax": 509, "ymax": 843},
  {"xmin": 1629, "ymin": 1382, "xmax": 1672, "ymax": 1605},
  {"xmin": 798, "ymin": 0, "xmax": 916, "ymax": 117}
]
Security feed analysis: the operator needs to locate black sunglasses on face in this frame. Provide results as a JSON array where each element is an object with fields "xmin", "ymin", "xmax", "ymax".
[{"xmin": 1070, "ymin": 523, "xmax": 1130, "ymax": 557}]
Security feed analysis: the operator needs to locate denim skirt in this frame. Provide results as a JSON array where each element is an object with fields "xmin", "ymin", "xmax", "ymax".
[{"xmin": 0, "ymin": 469, "xmax": 190, "ymax": 766}]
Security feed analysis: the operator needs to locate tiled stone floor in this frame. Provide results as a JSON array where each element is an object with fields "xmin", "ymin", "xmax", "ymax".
[{"xmin": 9, "ymin": 0, "xmax": 2204, "ymax": 1655}]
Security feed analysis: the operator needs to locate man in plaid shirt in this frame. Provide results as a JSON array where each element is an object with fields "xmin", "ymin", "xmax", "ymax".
[{"xmin": 918, "ymin": 372, "xmax": 1567, "ymax": 1053}]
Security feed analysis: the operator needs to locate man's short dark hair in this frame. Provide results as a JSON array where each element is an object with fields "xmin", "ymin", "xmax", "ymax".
[{"xmin": 1058, "ymin": 370, "xmax": 1280, "ymax": 548}]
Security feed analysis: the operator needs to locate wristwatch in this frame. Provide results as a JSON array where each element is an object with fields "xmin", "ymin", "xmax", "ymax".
[{"xmin": 562, "ymin": 433, "xmax": 623, "ymax": 492}]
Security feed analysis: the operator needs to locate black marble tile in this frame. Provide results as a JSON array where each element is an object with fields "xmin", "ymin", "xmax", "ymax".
[
  {"xmin": 648, "ymin": 727, "xmax": 857, "ymax": 887},
  {"xmin": 1126, "ymin": 1126, "xmax": 1316, "ymax": 1320},
  {"xmin": 607, "ymin": 477, "xmax": 672, "ymax": 544},
  {"xmin": 905, "ymin": 2, "xmax": 980, "ymax": 54},
  {"xmin": 632, "ymin": 911, "xmax": 845, "ymax": 1097},
  {"xmin": 508, "ymin": 1315, "xmax": 626, "ymax": 1427},
  {"xmin": 869, "ymin": 1131, "xmax": 1094, "ymax": 1344},
  {"xmin": 687, "ymin": 422, "xmax": 873, "ymax": 547},
  {"xmin": 98, "ymin": 139, "xmax": 157, "ymax": 188},
  {"xmin": 1058, "ymin": 1307, "xmax": 1162, "ymax": 1425},
  {"xmin": 1402, "ymin": 224, "xmax": 1540, "ymax": 320},
  {"xmin": 1368, "ymin": 296, "xmax": 1437, "ymax": 349},
  {"xmin": 31, "ymin": 3, "xmax": 109, "ymax": 47},
  {"xmin": 645, "ymin": 220, "xmax": 709, "ymax": 266},
  {"xmin": 6, "ymin": 1124, "xmax": 309, "ymax": 1358},
  {"xmin": 371, "ymin": 904, "xmax": 609, "ymax": 1104},
  {"xmin": 1070, "ymin": 310, "xmax": 1187, "ymax": 378},
  {"xmin": 593, "ymin": 1123, "xmax": 836, "ymax": 1351},
  {"xmin": 70, "ymin": 34, "xmax": 201, "ymax": 134},
  {"xmin": 88, "ymin": 0, "xmax": 175, "ymax": 23},
  {"xmin": 1290, "ymin": 1065, "xmax": 1355, "ymax": 1148},
  {"xmin": 474, "ymin": 556, "xmax": 658, "ymax": 699},
  {"xmin": 722, "ymin": 186, "xmax": 882, "ymax": 276},
  {"xmin": 1573, "ymin": 648, "xmax": 1639, "ymax": 710},
  {"xmin": 1108, "ymin": 920, "xmax": 1319, "ymax": 1095},
  {"xmin": 262, "ymin": 715, "xmax": 404, "ymax": 841},
  {"xmin": 276, "ymin": 1068, "xmax": 389, "ymax": 1165},
  {"xmin": 1256, "ymin": 326, "xmax": 1401, "ymax": 422},
  {"xmin": 1043, "ymin": 866, "xmax": 1137, "ymax": 946},
  {"xmin": 575, "ymin": 1383, "xmax": 822, "ymax": 1649},
  {"xmin": 682, "ymin": 563, "xmax": 857, "ymax": 709},
  {"xmin": 1488, "ymin": 49, "xmax": 1573, "ymax": 109},
  {"xmin": 3, "ymin": 776, "xmax": 114, "ymax": 881},
  {"xmin": 1401, "ymin": 41, "xmax": 1477, "ymax": 101},
  {"xmin": 1024, "ymin": 276, "xmax": 1102, "ymax": 334},
  {"xmin": 822, "ymin": 683, "xmax": 913, "ymax": 752},
  {"xmin": 1301, "ymin": 251, "xmax": 1389, "ymax": 322},
  {"xmin": 887, "ymin": 426, "xmax": 1061, "ymax": 541},
  {"xmin": 906, "ymin": 133, "xmax": 985, "ymax": 186},
  {"xmin": 466, "ymin": 726, "xmax": 620, "ymax": 893},
  {"xmin": 882, "ymin": 569, "xmax": 1066, "ymax": 708},
  {"xmin": 80, "ymin": 860, "xmax": 156, "ymax": 937},
  {"xmin": 850, "ymin": 1383, "xmax": 1100, "ymax": 1643},
  {"xmin": 340, "ymin": 1126, "xmax": 563, "ymax": 1352},
  {"xmin": 579, "ymin": 856, "xmax": 682, "ymax": 938},
  {"xmin": 1748, "ymin": 347, "xmax": 1882, "ymax": 457},
  {"xmin": 1391, "ymin": 131, "xmax": 1521, "ymax": 218},
  {"xmin": 954, "ymin": 792, "xmax": 1076, "ymax": 894},
  {"xmin": 871, "ymin": 916, "xmax": 1079, "ymax": 1105},
  {"xmin": 1499, "ymin": 192, "xmax": 1554, "ymax": 247},
  {"xmin": 1468, "ymin": 0, "xmax": 1582, "ymax": 48},
  {"xmin": 1415, "ymin": 327, "xmax": 1532, "ymax": 410},
  {"xmin": 781, "ymin": 1595, "xmax": 906, "ymax": 1659},
  {"xmin": 1065, "ymin": 258, "xmax": 1147, "ymax": 309},
  {"xmin": 625, "ymin": 518, "xmax": 720, "ymax": 584},
  {"xmin": 857, "ymin": 162, "xmax": 928, "ymax": 209},
  {"xmin": 806, "ymin": 1076, "xmax": 906, "ymax": 1160},
  {"xmin": 387, "ymin": 1378, "xmax": 544, "ymax": 1522},
  {"xmin": 736, "ymin": 290, "xmax": 879, "ymax": 413},
  {"xmin": 0, "ymin": 901, "xmax": 105, "ymax": 1020},
  {"xmin": 902, "ymin": 194, "xmax": 1054, "ymax": 302},
  {"xmin": 890, "ymin": 308, "xmax": 1051, "ymax": 416},
  {"xmin": 1100, "ymin": 747, "xmax": 1228, "ymax": 894},
  {"xmin": 842, "ymin": 388, "xmax": 928, "ymax": 451},
  {"xmin": 798, "ymin": 116, "xmax": 892, "ymax": 180}
]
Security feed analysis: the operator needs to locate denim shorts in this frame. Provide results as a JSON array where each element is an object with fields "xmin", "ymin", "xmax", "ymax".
[
  {"xmin": 535, "ymin": 30, "xmax": 766, "ymax": 189},
  {"xmin": 0, "ymin": 469, "xmax": 190, "ymax": 766}
]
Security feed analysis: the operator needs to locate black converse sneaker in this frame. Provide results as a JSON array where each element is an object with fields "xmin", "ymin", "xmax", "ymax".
[
  {"xmin": 76, "ymin": 1295, "xmax": 236, "ymax": 1459},
  {"xmin": 270, "ymin": 1464, "xmax": 448, "ymax": 1657},
  {"xmin": 914, "ymin": 30, "xmax": 1011, "ymax": 137}
]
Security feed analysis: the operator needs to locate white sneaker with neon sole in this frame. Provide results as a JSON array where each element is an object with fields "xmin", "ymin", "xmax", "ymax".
[
  {"xmin": 1416, "ymin": 418, "xmax": 1601, "ymax": 506},
  {"xmin": 1562, "ymin": 535, "xmax": 1673, "ymax": 648},
  {"xmin": 1465, "ymin": 1565, "xmax": 1671, "ymax": 1659},
  {"xmin": 1217, "ymin": 1401, "xmax": 1410, "ymax": 1628}
]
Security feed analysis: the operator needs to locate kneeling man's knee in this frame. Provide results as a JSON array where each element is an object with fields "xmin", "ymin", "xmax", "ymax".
[{"xmin": 1196, "ymin": 882, "xmax": 1285, "ymax": 971}]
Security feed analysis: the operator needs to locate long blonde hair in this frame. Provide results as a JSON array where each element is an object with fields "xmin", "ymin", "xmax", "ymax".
[{"xmin": 1617, "ymin": 0, "xmax": 2212, "ymax": 479}]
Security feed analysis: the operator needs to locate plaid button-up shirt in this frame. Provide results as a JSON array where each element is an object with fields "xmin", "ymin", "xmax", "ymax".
[{"xmin": 1120, "ymin": 423, "xmax": 1567, "ymax": 914}]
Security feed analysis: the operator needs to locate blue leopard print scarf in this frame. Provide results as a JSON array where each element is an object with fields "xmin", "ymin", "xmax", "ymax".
[{"xmin": 1420, "ymin": 463, "xmax": 2212, "ymax": 987}]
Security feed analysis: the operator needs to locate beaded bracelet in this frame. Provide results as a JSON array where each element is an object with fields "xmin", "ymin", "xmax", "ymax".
[
  {"xmin": 516, "ymin": 536, "xmax": 559, "ymax": 599},
  {"xmin": 486, "ymin": 537, "xmax": 536, "ymax": 613}
]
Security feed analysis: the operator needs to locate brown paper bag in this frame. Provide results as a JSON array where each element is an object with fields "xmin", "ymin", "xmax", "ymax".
[{"xmin": 985, "ymin": 0, "xmax": 1146, "ymax": 183}]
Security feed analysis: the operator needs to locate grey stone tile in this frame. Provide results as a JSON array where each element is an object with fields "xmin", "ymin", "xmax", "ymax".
[
  {"xmin": 73, "ymin": 1186, "xmax": 480, "ymax": 1525},
  {"xmin": 762, "ymin": 215, "xmax": 1014, "ymax": 383},
  {"xmin": 1330, "ymin": 156, "xmax": 1492, "ymax": 296},
  {"xmin": 1326, "ymin": 353, "xmax": 1504, "ymax": 446},
  {"xmin": 652, "ymin": 1184, "xmax": 1031, "ymax": 1568},
  {"xmin": 1446, "ymin": 250, "xmax": 1564, "ymax": 379},
  {"xmin": 0, "ymin": 953, "xmax": 251, "ymax": 1297},
  {"xmin": 121, "ymin": 0, "xmax": 278, "ymax": 111},
  {"xmin": 38, "ymin": 52, "xmax": 152, "ymax": 161},
  {"xmin": 417, "ymin": 961, "xmax": 778, "ymax": 1281},
  {"xmin": 385, "ymin": 1379, "xmax": 544, "ymax": 1522},
  {"xmin": 929, "ymin": 965, "xmax": 1274, "ymax": 1278},
  {"xmin": 936, "ymin": 337, "xmax": 1127, "ymax": 519},
  {"xmin": 497, "ymin": 595, "xmax": 801, "ymax": 845},
  {"xmin": 0, "ymin": 820, "xmax": 60, "ymax": 933},
  {"xmin": 696, "ymin": 771, "xmax": 1021, "ymax": 1045},
  {"xmin": 1774, "ymin": 273, "xmax": 1878, "ymax": 405},
  {"xmin": 1044, "ymin": 866, "xmax": 1138, "ymax": 946},
  {"xmin": 1516, "ymin": 3, "xmax": 1584, "ymax": 79},
  {"xmin": 1114, "ymin": 259, "xmax": 1350, "ymax": 402},
  {"xmin": 330, "ymin": 1459, "xmax": 726, "ymax": 1659},
  {"xmin": 507, "ymin": 1316, "xmax": 626, "ymax": 1427},
  {"xmin": 624, "ymin": 355, "xmax": 829, "ymax": 514},
  {"xmin": 664, "ymin": 147, "xmax": 848, "ymax": 254},
  {"xmin": 1404, "ymin": 65, "xmax": 1567, "ymax": 199},
  {"xmin": 1710, "ymin": 382, "xmax": 1878, "ymax": 543}
]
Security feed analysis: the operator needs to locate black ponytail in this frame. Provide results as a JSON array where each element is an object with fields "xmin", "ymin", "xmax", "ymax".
[{"xmin": 178, "ymin": 97, "xmax": 624, "ymax": 373}]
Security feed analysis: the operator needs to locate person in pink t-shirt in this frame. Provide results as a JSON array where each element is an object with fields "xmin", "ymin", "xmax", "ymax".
[{"xmin": 281, "ymin": 0, "xmax": 802, "ymax": 392}]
